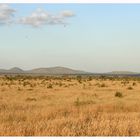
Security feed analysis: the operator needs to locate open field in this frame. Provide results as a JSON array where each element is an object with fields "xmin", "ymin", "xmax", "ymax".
[{"xmin": 0, "ymin": 75, "xmax": 140, "ymax": 136}]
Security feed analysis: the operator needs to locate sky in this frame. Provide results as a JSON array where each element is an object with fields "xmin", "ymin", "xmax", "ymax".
[{"xmin": 0, "ymin": 4, "xmax": 140, "ymax": 73}]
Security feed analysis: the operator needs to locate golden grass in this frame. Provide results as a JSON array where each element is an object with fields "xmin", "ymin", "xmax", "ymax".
[{"xmin": 0, "ymin": 75, "xmax": 140, "ymax": 136}]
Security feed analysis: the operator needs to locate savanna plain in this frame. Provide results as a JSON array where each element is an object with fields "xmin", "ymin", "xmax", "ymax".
[{"xmin": 0, "ymin": 75, "xmax": 140, "ymax": 136}]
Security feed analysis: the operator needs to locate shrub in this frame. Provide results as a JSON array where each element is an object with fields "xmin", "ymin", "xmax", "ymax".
[
  {"xmin": 47, "ymin": 84, "xmax": 53, "ymax": 89},
  {"xmin": 74, "ymin": 98, "xmax": 94, "ymax": 106},
  {"xmin": 132, "ymin": 82, "xmax": 136, "ymax": 86},
  {"xmin": 127, "ymin": 86, "xmax": 133, "ymax": 90},
  {"xmin": 88, "ymin": 76, "xmax": 92, "ymax": 81},
  {"xmin": 74, "ymin": 98, "xmax": 80, "ymax": 106},
  {"xmin": 23, "ymin": 81, "xmax": 30, "ymax": 87},
  {"xmin": 18, "ymin": 87, "xmax": 21, "ymax": 91},
  {"xmin": 100, "ymin": 83, "xmax": 106, "ymax": 87},
  {"xmin": 115, "ymin": 92, "xmax": 123, "ymax": 98},
  {"xmin": 77, "ymin": 75, "xmax": 82, "ymax": 83},
  {"xmin": 26, "ymin": 97, "xmax": 37, "ymax": 101},
  {"xmin": 59, "ymin": 82, "xmax": 63, "ymax": 87}
]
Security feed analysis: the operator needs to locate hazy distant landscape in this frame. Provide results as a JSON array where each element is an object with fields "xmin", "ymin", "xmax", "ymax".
[
  {"xmin": 0, "ymin": 67, "xmax": 87, "ymax": 75},
  {"xmin": 0, "ymin": 67, "xmax": 140, "ymax": 76}
]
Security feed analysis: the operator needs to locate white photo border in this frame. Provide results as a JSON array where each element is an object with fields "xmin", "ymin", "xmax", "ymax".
[{"xmin": 1, "ymin": 0, "xmax": 140, "ymax": 3}]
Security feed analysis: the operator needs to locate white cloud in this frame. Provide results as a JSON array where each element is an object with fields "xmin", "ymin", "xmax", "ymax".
[
  {"xmin": 0, "ymin": 5, "xmax": 75, "ymax": 27},
  {"xmin": 19, "ymin": 8, "xmax": 75, "ymax": 27},
  {"xmin": 0, "ymin": 4, "xmax": 16, "ymax": 25},
  {"xmin": 19, "ymin": 8, "xmax": 50, "ymax": 27}
]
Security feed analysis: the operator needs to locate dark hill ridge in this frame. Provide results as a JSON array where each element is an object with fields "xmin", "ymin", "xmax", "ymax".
[
  {"xmin": 0, "ymin": 66, "xmax": 88, "ymax": 75},
  {"xmin": 0, "ymin": 67, "xmax": 139, "ymax": 75},
  {"xmin": 9, "ymin": 67, "xmax": 24, "ymax": 73}
]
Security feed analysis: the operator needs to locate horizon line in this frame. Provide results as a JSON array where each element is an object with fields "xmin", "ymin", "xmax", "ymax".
[{"xmin": 0, "ymin": 66, "xmax": 140, "ymax": 74}]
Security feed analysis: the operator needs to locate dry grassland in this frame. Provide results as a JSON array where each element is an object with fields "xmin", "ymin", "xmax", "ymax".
[{"xmin": 0, "ymin": 75, "xmax": 140, "ymax": 136}]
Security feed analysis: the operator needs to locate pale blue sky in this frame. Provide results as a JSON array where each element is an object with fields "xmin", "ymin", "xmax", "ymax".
[{"xmin": 0, "ymin": 4, "xmax": 140, "ymax": 72}]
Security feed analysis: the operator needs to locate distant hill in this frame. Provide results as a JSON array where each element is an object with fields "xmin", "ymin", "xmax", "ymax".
[
  {"xmin": 107, "ymin": 71, "xmax": 139, "ymax": 75},
  {"xmin": 8, "ymin": 67, "xmax": 24, "ymax": 73},
  {"xmin": 0, "ymin": 66, "xmax": 88, "ymax": 75},
  {"xmin": 0, "ymin": 67, "xmax": 24, "ymax": 74},
  {"xmin": 0, "ymin": 67, "xmax": 140, "ymax": 76},
  {"xmin": 28, "ymin": 66, "xmax": 86, "ymax": 74}
]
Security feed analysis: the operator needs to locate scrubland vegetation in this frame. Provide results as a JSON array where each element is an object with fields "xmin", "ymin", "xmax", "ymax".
[{"xmin": 0, "ymin": 75, "xmax": 140, "ymax": 136}]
